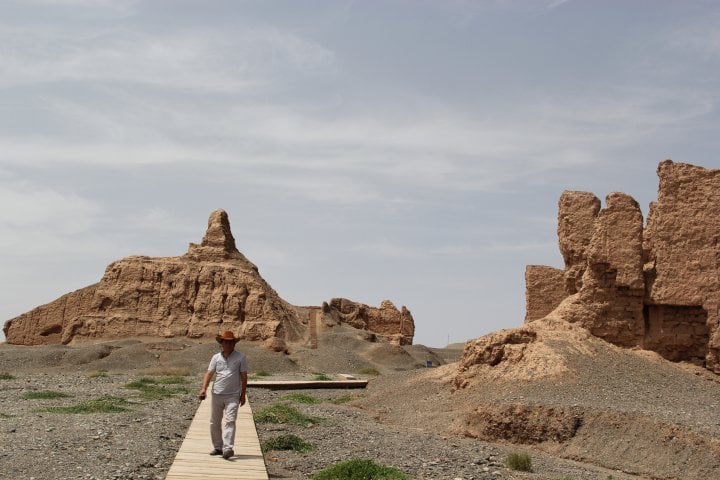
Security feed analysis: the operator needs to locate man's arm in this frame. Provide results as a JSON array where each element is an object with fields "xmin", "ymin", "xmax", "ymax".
[
  {"xmin": 198, "ymin": 370, "xmax": 214, "ymax": 399},
  {"xmin": 239, "ymin": 371, "xmax": 248, "ymax": 406}
]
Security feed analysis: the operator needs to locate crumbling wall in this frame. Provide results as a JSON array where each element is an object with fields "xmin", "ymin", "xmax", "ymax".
[
  {"xmin": 523, "ymin": 161, "xmax": 720, "ymax": 373},
  {"xmin": 524, "ymin": 266, "xmax": 566, "ymax": 322},
  {"xmin": 322, "ymin": 298, "xmax": 415, "ymax": 345},
  {"xmin": 643, "ymin": 305, "xmax": 708, "ymax": 364}
]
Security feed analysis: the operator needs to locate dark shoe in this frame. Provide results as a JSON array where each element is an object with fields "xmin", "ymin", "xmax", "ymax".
[
  {"xmin": 209, "ymin": 449, "xmax": 223, "ymax": 456},
  {"xmin": 222, "ymin": 449, "xmax": 234, "ymax": 460}
]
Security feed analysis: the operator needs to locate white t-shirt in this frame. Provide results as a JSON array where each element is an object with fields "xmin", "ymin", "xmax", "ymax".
[{"xmin": 208, "ymin": 350, "xmax": 248, "ymax": 395}]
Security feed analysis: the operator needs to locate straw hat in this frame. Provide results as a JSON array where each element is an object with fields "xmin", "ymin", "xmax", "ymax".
[{"xmin": 216, "ymin": 330, "xmax": 240, "ymax": 343}]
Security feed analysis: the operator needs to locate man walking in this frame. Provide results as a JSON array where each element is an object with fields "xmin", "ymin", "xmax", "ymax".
[{"xmin": 198, "ymin": 330, "xmax": 248, "ymax": 460}]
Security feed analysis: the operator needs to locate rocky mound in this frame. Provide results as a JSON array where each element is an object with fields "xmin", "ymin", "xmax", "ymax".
[
  {"xmin": 361, "ymin": 318, "xmax": 720, "ymax": 480},
  {"xmin": 3, "ymin": 209, "xmax": 414, "ymax": 349}
]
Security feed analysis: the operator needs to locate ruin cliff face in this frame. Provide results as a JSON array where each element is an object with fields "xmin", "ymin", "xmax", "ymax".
[
  {"xmin": 3, "ymin": 209, "xmax": 414, "ymax": 347},
  {"xmin": 522, "ymin": 160, "xmax": 720, "ymax": 372}
]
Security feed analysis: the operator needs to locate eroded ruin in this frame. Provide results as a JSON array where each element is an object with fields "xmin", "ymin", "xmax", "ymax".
[
  {"xmin": 3, "ymin": 209, "xmax": 414, "ymax": 348},
  {"xmin": 522, "ymin": 160, "xmax": 720, "ymax": 372}
]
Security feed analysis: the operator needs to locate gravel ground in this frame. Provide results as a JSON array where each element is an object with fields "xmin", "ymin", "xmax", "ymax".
[
  {"xmin": 0, "ymin": 371, "xmax": 638, "ymax": 480},
  {"xmin": 2, "ymin": 331, "xmax": 720, "ymax": 480},
  {"xmin": 0, "ymin": 372, "xmax": 197, "ymax": 480},
  {"xmin": 251, "ymin": 386, "xmax": 641, "ymax": 480}
]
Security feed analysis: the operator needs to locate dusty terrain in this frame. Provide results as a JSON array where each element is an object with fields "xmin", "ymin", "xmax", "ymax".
[{"xmin": 1, "ymin": 323, "xmax": 719, "ymax": 479}]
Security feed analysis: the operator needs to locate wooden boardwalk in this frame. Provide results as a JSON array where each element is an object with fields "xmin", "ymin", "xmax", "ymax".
[
  {"xmin": 165, "ymin": 388, "xmax": 268, "ymax": 480},
  {"xmin": 248, "ymin": 379, "xmax": 368, "ymax": 389}
]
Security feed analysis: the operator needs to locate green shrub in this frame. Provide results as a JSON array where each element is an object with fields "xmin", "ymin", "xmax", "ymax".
[
  {"xmin": 254, "ymin": 403, "xmax": 322, "ymax": 426},
  {"xmin": 22, "ymin": 390, "xmax": 71, "ymax": 400},
  {"xmin": 330, "ymin": 394, "xmax": 359, "ymax": 405},
  {"xmin": 313, "ymin": 373, "xmax": 332, "ymax": 381},
  {"xmin": 262, "ymin": 434, "xmax": 315, "ymax": 453},
  {"xmin": 252, "ymin": 371, "xmax": 272, "ymax": 378},
  {"xmin": 141, "ymin": 367, "xmax": 191, "ymax": 376},
  {"xmin": 281, "ymin": 393, "xmax": 321, "ymax": 404},
  {"xmin": 0, "ymin": 373, "xmax": 15, "ymax": 380},
  {"xmin": 124, "ymin": 376, "xmax": 190, "ymax": 399},
  {"xmin": 44, "ymin": 395, "xmax": 131, "ymax": 414},
  {"xmin": 358, "ymin": 368, "xmax": 380, "ymax": 376},
  {"xmin": 312, "ymin": 459, "xmax": 408, "ymax": 480},
  {"xmin": 506, "ymin": 452, "xmax": 532, "ymax": 472}
]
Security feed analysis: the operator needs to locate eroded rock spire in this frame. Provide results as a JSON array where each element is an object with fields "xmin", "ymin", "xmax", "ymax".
[{"xmin": 186, "ymin": 209, "xmax": 255, "ymax": 267}]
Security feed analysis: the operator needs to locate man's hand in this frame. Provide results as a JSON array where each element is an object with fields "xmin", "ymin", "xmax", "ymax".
[{"xmin": 198, "ymin": 388, "xmax": 207, "ymax": 400}]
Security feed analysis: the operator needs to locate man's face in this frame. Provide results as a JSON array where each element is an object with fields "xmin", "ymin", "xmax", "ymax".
[{"xmin": 221, "ymin": 339, "xmax": 235, "ymax": 353}]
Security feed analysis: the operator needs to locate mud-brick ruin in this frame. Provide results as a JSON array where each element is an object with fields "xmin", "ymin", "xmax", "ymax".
[
  {"xmin": 3, "ymin": 209, "xmax": 414, "ymax": 349},
  {"xmin": 525, "ymin": 160, "xmax": 720, "ymax": 373}
]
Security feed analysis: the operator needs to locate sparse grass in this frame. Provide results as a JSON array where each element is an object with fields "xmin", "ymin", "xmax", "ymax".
[
  {"xmin": 43, "ymin": 395, "xmax": 131, "ymax": 414},
  {"xmin": 88, "ymin": 370, "xmax": 109, "ymax": 378},
  {"xmin": 311, "ymin": 459, "xmax": 409, "ymax": 480},
  {"xmin": 261, "ymin": 434, "xmax": 315, "ymax": 453},
  {"xmin": 358, "ymin": 367, "xmax": 380, "ymax": 376},
  {"xmin": 554, "ymin": 477, "xmax": 576, "ymax": 480},
  {"xmin": 506, "ymin": 452, "xmax": 532, "ymax": 472},
  {"xmin": 140, "ymin": 367, "xmax": 192, "ymax": 376},
  {"xmin": 0, "ymin": 412, "xmax": 14, "ymax": 418},
  {"xmin": 0, "ymin": 372, "xmax": 15, "ymax": 380},
  {"xmin": 313, "ymin": 373, "xmax": 332, "ymax": 381},
  {"xmin": 124, "ymin": 376, "xmax": 191, "ymax": 399},
  {"xmin": 281, "ymin": 393, "xmax": 321, "ymax": 404},
  {"xmin": 254, "ymin": 403, "xmax": 322, "ymax": 426},
  {"xmin": 331, "ymin": 394, "xmax": 360, "ymax": 405},
  {"xmin": 252, "ymin": 370, "xmax": 272, "ymax": 378},
  {"xmin": 22, "ymin": 390, "xmax": 71, "ymax": 400}
]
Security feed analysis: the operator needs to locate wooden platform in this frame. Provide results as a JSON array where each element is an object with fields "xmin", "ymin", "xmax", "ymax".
[
  {"xmin": 248, "ymin": 379, "xmax": 368, "ymax": 390},
  {"xmin": 165, "ymin": 388, "xmax": 268, "ymax": 480}
]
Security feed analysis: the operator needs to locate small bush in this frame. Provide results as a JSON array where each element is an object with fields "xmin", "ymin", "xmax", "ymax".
[
  {"xmin": 124, "ymin": 376, "xmax": 190, "ymax": 399},
  {"xmin": 0, "ymin": 373, "xmax": 15, "ymax": 380},
  {"xmin": 141, "ymin": 367, "xmax": 191, "ymax": 377},
  {"xmin": 312, "ymin": 459, "xmax": 408, "ymax": 480},
  {"xmin": 88, "ymin": 370, "xmax": 109, "ymax": 378},
  {"xmin": 313, "ymin": 373, "xmax": 332, "ymax": 381},
  {"xmin": 254, "ymin": 403, "xmax": 322, "ymax": 426},
  {"xmin": 22, "ymin": 390, "xmax": 71, "ymax": 400},
  {"xmin": 253, "ymin": 371, "xmax": 272, "ymax": 377},
  {"xmin": 0, "ymin": 412, "xmax": 14, "ymax": 418},
  {"xmin": 262, "ymin": 434, "xmax": 315, "ymax": 453},
  {"xmin": 44, "ymin": 395, "xmax": 131, "ymax": 414},
  {"xmin": 506, "ymin": 452, "xmax": 532, "ymax": 472},
  {"xmin": 358, "ymin": 368, "xmax": 380, "ymax": 376},
  {"xmin": 281, "ymin": 393, "xmax": 321, "ymax": 404},
  {"xmin": 330, "ymin": 395, "xmax": 359, "ymax": 405}
]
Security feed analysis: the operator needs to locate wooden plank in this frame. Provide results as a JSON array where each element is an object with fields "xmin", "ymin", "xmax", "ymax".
[
  {"xmin": 165, "ymin": 385, "xmax": 268, "ymax": 480},
  {"xmin": 248, "ymin": 379, "xmax": 368, "ymax": 389}
]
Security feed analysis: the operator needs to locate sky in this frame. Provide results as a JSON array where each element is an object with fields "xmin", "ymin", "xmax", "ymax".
[{"xmin": 2, "ymin": 0, "xmax": 720, "ymax": 347}]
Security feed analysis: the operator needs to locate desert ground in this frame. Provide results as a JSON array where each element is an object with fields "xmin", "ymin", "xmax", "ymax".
[{"xmin": 1, "ymin": 322, "xmax": 719, "ymax": 480}]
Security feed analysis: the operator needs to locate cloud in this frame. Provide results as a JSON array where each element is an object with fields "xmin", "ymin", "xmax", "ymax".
[
  {"xmin": 665, "ymin": 12, "xmax": 720, "ymax": 59},
  {"xmin": 0, "ymin": 180, "xmax": 100, "ymax": 233},
  {"xmin": 0, "ymin": 23, "xmax": 335, "ymax": 92}
]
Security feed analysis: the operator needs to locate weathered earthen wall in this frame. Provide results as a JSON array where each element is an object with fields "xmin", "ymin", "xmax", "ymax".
[
  {"xmin": 521, "ymin": 161, "xmax": 720, "ymax": 373},
  {"xmin": 524, "ymin": 266, "xmax": 566, "ymax": 322},
  {"xmin": 322, "ymin": 298, "xmax": 415, "ymax": 345}
]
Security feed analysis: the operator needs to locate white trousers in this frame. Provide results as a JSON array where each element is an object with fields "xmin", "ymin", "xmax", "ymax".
[{"xmin": 210, "ymin": 392, "xmax": 240, "ymax": 452}]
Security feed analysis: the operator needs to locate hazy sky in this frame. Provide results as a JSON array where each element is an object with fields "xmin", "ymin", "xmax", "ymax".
[{"xmin": 2, "ymin": 0, "xmax": 720, "ymax": 346}]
